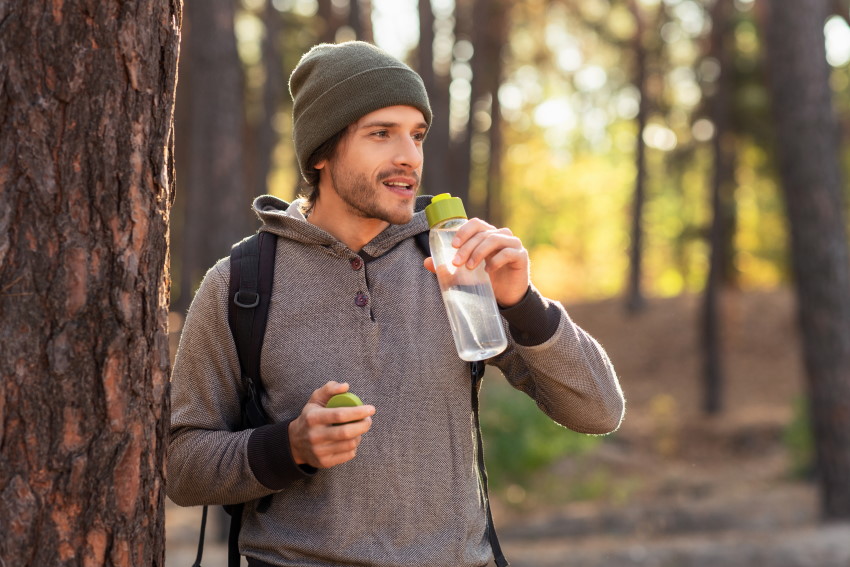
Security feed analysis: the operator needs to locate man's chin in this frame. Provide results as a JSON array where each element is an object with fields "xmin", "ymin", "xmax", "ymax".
[{"xmin": 386, "ymin": 208, "xmax": 414, "ymax": 225}]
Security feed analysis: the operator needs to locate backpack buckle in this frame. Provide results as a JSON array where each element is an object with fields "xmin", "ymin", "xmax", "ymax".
[{"xmin": 234, "ymin": 290, "xmax": 260, "ymax": 308}]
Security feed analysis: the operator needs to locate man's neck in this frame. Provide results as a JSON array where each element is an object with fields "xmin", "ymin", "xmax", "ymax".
[{"xmin": 307, "ymin": 198, "xmax": 389, "ymax": 253}]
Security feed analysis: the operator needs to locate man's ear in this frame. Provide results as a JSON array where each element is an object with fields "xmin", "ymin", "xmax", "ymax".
[{"xmin": 314, "ymin": 160, "xmax": 326, "ymax": 170}]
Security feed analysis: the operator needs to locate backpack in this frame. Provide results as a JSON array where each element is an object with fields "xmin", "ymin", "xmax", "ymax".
[{"xmin": 191, "ymin": 227, "xmax": 509, "ymax": 567}]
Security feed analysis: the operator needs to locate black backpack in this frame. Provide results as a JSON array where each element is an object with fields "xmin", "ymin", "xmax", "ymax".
[{"xmin": 191, "ymin": 229, "xmax": 509, "ymax": 567}]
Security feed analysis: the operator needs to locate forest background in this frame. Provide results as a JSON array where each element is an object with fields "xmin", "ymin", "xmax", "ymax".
[
  {"xmin": 172, "ymin": 0, "xmax": 850, "ymax": 309},
  {"xmin": 3, "ymin": 0, "xmax": 850, "ymax": 565},
  {"xmin": 164, "ymin": 0, "xmax": 850, "ymax": 563}
]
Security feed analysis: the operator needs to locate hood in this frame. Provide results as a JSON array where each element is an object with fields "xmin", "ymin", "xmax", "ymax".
[{"xmin": 252, "ymin": 194, "xmax": 432, "ymax": 259}]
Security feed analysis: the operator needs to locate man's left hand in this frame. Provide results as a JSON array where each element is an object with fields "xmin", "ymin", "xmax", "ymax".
[{"xmin": 423, "ymin": 218, "xmax": 530, "ymax": 308}]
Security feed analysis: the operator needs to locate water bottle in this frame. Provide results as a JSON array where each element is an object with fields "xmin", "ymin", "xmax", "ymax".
[{"xmin": 425, "ymin": 193, "xmax": 508, "ymax": 361}]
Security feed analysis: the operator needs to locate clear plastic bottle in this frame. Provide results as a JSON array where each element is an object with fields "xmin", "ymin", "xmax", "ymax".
[{"xmin": 425, "ymin": 193, "xmax": 508, "ymax": 361}]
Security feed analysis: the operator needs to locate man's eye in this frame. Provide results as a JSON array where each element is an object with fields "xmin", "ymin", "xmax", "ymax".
[
  {"xmin": 371, "ymin": 130, "xmax": 389, "ymax": 138},
  {"xmin": 413, "ymin": 132, "xmax": 426, "ymax": 142}
]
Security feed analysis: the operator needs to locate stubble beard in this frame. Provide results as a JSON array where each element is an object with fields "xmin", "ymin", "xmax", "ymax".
[{"xmin": 329, "ymin": 164, "xmax": 418, "ymax": 226}]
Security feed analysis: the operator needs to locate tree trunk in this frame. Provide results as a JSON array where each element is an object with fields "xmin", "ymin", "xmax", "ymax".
[
  {"xmin": 250, "ymin": 1, "xmax": 285, "ymax": 198},
  {"xmin": 418, "ymin": 0, "xmax": 452, "ymax": 198},
  {"xmin": 317, "ymin": 0, "xmax": 339, "ymax": 44},
  {"xmin": 482, "ymin": 0, "xmax": 508, "ymax": 227},
  {"xmin": 701, "ymin": 0, "xmax": 736, "ymax": 415},
  {"xmin": 0, "ymin": 1, "xmax": 180, "ymax": 565},
  {"xmin": 351, "ymin": 0, "xmax": 374, "ymax": 42},
  {"xmin": 449, "ymin": 0, "xmax": 476, "ymax": 206},
  {"xmin": 177, "ymin": 0, "xmax": 248, "ymax": 313},
  {"xmin": 765, "ymin": 0, "xmax": 850, "ymax": 519},
  {"xmin": 626, "ymin": 0, "xmax": 649, "ymax": 313}
]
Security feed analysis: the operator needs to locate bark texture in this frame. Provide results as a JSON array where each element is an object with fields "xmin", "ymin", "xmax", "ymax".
[
  {"xmin": 0, "ymin": 1, "xmax": 181, "ymax": 565},
  {"xmin": 765, "ymin": 0, "xmax": 850, "ymax": 519}
]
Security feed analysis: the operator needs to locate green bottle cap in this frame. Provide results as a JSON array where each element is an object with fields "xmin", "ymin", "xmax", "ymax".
[{"xmin": 425, "ymin": 193, "xmax": 467, "ymax": 228}]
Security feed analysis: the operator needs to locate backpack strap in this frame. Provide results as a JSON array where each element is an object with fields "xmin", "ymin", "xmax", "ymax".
[
  {"xmin": 470, "ymin": 361, "xmax": 510, "ymax": 567},
  {"xmin": 416, "ymin": 228, "xmax": 509, "ymax": 566},
  {"xmin": 228, "ymin": 231, "xmax": 277, "ymax": 428},
  {"xmin": 193, "ymin": 231, "xmax": 278, "ymax": 567}
]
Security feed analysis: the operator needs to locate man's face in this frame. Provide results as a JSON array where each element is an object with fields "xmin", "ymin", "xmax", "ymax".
[{"xmin": 316, "ymin": 105, "xmax": 427, "ymax": 225}]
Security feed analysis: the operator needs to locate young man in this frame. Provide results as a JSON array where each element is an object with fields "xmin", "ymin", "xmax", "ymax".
[{"xmin": 167, "ymin": 41, "xmax": 624, "ymax": 567}]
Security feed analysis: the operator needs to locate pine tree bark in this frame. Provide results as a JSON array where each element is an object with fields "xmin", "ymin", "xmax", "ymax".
[
  {"xmin": 0, "ymin": 1, "xmax": 181, "ymax": 565},
  {"xmin": 765, "ymin": 0, "xmax": 850, "ymax": 519}
]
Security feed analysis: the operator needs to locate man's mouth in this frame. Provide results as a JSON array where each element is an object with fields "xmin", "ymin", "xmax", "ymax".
[{"xmin": 382, "ymin": 176, "xmax": 418, "ymax": 193}]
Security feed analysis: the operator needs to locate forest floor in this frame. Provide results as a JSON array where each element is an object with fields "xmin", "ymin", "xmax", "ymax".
[{"xmin": 164, "ymin": 288, "xmax": 850, "ymax": 567}]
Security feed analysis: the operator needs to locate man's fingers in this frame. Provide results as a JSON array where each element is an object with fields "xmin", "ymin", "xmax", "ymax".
[
  {"xmin": 455, "ymin": 231, "xmax": 524, "ymax": 270},
  {"xmin": 450, "ymin": 217, "xmax": 496, "ymax": 245},
  {"xmin": 306, "ymin": 417, "xmax": 373, "ymax": 468},
  {"xmin": 423, "ymin": 257, "xmax": 436, "ymax": 274},
  {"xmin": 307, "ymin": 380, "xmax": 349, "ymax": 405},
  {"xmin": 304, "ymin": 405, "xmax": 374, "ymax": 428},
  {"xmin": 483, "ymin": 247, "xmax": 527, "ymax": 273}
]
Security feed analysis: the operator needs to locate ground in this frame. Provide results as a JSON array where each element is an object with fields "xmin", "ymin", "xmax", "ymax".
[{"xmin": 164, "ymin": 288, "xmax": 850, "ymax": 566}]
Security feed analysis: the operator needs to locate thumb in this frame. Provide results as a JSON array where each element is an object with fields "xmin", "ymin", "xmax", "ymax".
[{"xmin": 309, "ymin": 381, "xmax": 349, "ymax": 406}]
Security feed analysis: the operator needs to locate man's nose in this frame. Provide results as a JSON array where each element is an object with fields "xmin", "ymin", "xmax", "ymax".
[{"xmin": 393, "ymin": 136, "xmax": 423, "ymax": 170}]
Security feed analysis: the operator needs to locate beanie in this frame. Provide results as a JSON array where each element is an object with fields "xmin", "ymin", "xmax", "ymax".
[{"xmin": 289, "ymin": 41, "xmax": 432, "ymax": 181}]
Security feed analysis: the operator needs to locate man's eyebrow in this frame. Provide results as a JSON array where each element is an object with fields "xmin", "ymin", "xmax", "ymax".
[{"xmin": 358, "ymin": 121, "xmax": 429, "ymax": 130}]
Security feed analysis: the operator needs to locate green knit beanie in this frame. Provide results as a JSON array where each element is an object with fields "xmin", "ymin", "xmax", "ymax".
[{"xmin": 289, "ymin": 41, "xmax": 432, "ymax": 181}]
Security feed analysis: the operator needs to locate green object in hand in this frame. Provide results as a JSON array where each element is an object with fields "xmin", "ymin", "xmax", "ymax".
[
  {"xmin": 327, "ymin": 392, "xmax": 364, "ymax": 425},
  {"xmin": 327, "ymin": 392, "xmax": 364, "ymax": 408}
]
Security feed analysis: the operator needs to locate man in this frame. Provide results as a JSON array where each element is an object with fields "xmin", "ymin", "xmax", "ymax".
[{"xmin": 167, "ymin": 41, "xmax": 624, "ymax": 567}]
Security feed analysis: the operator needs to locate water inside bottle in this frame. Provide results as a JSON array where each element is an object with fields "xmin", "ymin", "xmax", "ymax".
[{"xmin": 441, "ymin": 286, "xmax": 507, "ymax": 361}]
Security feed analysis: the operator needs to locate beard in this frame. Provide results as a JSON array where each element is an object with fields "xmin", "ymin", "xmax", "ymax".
[{"xmin": 327, "ymin": 163, "xmax": 419, "ymax": 225}]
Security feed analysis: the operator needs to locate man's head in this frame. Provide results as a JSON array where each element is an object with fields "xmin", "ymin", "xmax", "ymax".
[{"xmin": 289, "ymin": 42, "xmax": 432, "ymax": 201}]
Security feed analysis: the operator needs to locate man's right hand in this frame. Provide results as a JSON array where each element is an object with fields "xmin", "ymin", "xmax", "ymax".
[{"xmin": 288, "ymin": 381, "xmax": 375, "ymax": 469}]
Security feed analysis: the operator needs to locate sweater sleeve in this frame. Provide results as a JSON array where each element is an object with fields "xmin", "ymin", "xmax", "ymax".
[
  {"xmin": 166, "ymin": 260, "xmax": 310, "ymax": 507},
  {"xmin": 491, "ymin": 285, "xmax": 625, "ymax": 435}
]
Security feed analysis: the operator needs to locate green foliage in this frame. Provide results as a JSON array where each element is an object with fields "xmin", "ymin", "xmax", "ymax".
[
  {"xmin": 479, "ymin": 370, "xmax": 603, "ymax": 491},
  {"xmin": 783, "ymin": 397, "xmax": 816, "ymax": 480}
]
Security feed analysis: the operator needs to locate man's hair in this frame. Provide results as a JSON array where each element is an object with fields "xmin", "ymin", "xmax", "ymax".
[{"xmin": 299, "ymin": 126, "xmax": 349, "ymax": 214}]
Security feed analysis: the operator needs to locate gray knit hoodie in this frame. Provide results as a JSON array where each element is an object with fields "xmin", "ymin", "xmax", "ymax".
[{"xmin": 167, "ymin": 195, "xmax": 624, "ymax": 567}]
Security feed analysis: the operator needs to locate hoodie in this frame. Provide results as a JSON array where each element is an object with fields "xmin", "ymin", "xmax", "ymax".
[{"xmin": 167, "ymin": 194, "xmax": 624, "ymax": 567}]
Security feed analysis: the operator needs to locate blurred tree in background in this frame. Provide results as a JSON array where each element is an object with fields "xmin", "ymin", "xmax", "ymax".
[
  {"xmin": 764, "ymin": 0, "xmax": 850, "ymax": 519},
  {"xmin": 170, "ymin": 0, "xmax": 850, "ymax": 520}
]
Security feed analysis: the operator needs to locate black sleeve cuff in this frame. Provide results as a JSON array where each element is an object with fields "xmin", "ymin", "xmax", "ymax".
[
  {"xmin": 247, "ymin": 419, "xmax": 317, "ymax": 490},
  {"xmin": 499, "ymin": 286, "xmax": 561, "ymax": 347}
]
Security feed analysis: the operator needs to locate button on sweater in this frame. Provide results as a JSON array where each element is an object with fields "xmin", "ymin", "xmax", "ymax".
[{"xmin": 167, "ymin": 195, "xmax": 624, "ymax": 567}]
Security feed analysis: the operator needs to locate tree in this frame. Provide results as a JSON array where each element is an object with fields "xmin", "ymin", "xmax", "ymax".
[
  {"xmin": 418, "ymin": 0, "xmax": 452, "ymax": 199},
  {"xmin": 175, "ymin": 0, "xmax": 250, "ymax": 312},
  {"xmin": 764, "ymin": 0, "xmax": 850, "ymax": 519},
  {"xmin": 474, "ymin": 0, "xmax": 509, "ymax": 226},
  {"xmin": 449, "ymin": 0, "xmax": 476, "ymax": 206},
  {"xmin": 625, "ymin": 0, "xmax": 651, "ymax": 313},
  {"xmin": 701, "ymin": 0, "xmax": 737, "ymax": 415},
  {"xmin": 0, "ymin": 1, "xmax": 180, "ymax": 565},
  {"xmin": 349, "ymin": 0, "xmax": 374, "ymax": 42},
  {"xmin": 249, "ymin": 1, "xmax": 286, "ymax": 198}
]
